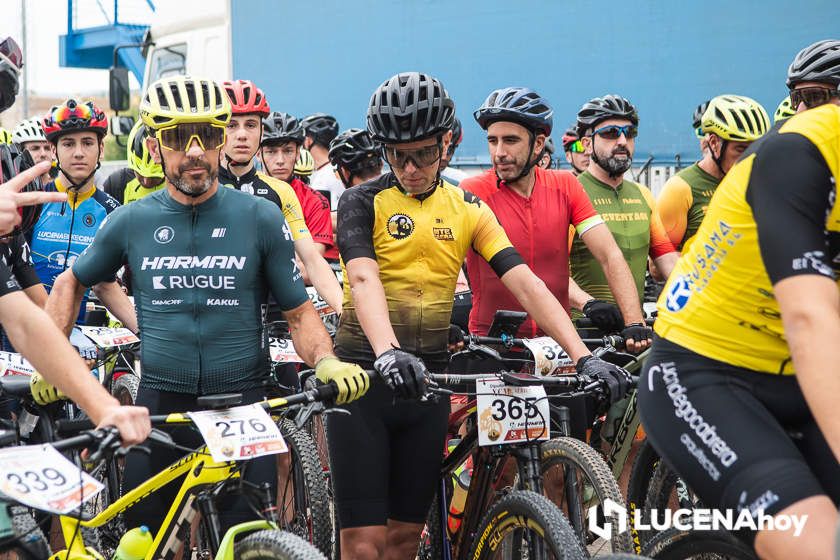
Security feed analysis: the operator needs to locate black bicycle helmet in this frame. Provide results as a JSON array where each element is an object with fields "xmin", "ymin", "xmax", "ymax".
[
  {"xmin": 576, "ymin": 94, "xmax": 638, "ymax": 136},
  {"xmin": 300, "ymin": 113, "xmax": 339, "ymax": 146},
  {"xmin": 451, "ymin": 117, "xmax": 463, "ymax": 146},
  {"xmin": 328, "ymin": 128, "xmax": 381, "ymax": 170},
  {"xmin": 474, "ymin": 87, "xmax": 553, "ymax": 136},
  {"xmin": 0, "ymin": 142, "xmax": 42, "ymax": 237},
  {"xmin": 786, "ymin": 39, "xmax": 840, "ymax": 88},
  {"xmin": 0, "ymin": 37, "xmax": 22, "ymax": 114},
  {"xmin": 692, "ymin": 100, "xmax": 711, "ymax": 131},
  {"xmin": 262, "ymin": 111, "xmax": 305, "ymax": 146},
  {"xmin": 366, "ymin": 71, "xmax": 455, "ymax": 143}
]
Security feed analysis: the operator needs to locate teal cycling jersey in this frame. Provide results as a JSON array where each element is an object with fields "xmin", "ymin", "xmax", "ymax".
[{"xmin": 72, "ymin": 186, "xmax": 308, "ymax": 394}]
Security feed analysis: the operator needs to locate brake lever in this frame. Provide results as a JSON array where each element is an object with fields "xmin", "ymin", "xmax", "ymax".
[{"xmin": 88, "ymin": 429, "xmax": 120, "ymax": 463}]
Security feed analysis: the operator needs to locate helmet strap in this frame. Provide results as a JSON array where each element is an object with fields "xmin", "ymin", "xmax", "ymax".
[
  {"xmin": 710, "ymin": 137, "xmax": 728, "ymax": 176},
  {"xmin": 55, "ymin": 145, "xmax": 101, "ymax": 192}
]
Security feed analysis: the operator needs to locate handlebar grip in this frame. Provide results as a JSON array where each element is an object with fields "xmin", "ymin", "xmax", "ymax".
[{"xmin": 56, "ymin": 417, "xmax": 95, "ymax": 435}]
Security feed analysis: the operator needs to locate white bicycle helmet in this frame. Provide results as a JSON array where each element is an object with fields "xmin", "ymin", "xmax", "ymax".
[{"xmin": 12, "ymin": 117, "xmax": 47, "ymax": 143}]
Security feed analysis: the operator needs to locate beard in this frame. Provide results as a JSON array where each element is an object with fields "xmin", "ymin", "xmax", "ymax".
[
  {"xmin": 592, "ymin": 145, "xmax": 633, "ymax": 178},
  {"xmin": 171, "ymin": 159, "xmax": 216, "ymax": 197}
]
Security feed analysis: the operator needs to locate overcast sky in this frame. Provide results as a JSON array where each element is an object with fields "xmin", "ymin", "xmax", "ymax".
[{"xmin": 1, "ymin": 0, "xmax": 144, "ymax": 97}]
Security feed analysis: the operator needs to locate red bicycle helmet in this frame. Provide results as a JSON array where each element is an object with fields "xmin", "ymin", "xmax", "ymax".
[
  {"xmin": 222, "ymin": 79, "xmax": 270, "ymax": 117},
  {"xmin": 42, "ymin": 99, "xmax": 108, "ymax": 143}
]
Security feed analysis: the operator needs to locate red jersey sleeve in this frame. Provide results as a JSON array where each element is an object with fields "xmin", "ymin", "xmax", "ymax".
[{"xmin": 301, "ymin": 187, "xmax": 334, "ymax": 249}]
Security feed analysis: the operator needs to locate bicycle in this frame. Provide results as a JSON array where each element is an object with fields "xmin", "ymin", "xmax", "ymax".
[{"xmin": 25, "ymin": 382, "xmax": 345, "ymax": 559}]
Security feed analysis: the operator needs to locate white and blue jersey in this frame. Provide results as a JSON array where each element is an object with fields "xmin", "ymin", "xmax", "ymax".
[{"xmin": 28, "ymin": 179, "xmax": 119, "ymax": 322}]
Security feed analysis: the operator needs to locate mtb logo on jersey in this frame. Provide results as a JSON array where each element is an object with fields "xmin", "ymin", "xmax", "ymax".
[
  {"xmin": 154, "ymin": 226, "xmax": 174, "ymax": 244},
  {"xmin": 387, "ymin": 214, "xmax": 414, "ymax": 239},
  {"xmin": 433, "ymin": 227, "xmax": 454, "ymax": 241}
]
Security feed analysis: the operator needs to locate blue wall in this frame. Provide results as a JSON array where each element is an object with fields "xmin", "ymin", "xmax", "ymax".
[{"xmin": 232, "ymin": 0, "xmax": 840, "ymax": 165}]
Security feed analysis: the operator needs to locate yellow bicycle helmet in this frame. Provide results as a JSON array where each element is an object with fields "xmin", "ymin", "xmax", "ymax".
[
  {"xmin": 0, "ymin": 127, "xmax": 12, "ymax": 144},
  {"xmin": 774, "ymin": 95, "xmax": 796, "ymax": 124},
  {"xmin": 139, "ymin": 75, "xmax": 231, "ymax": 130},
  {"xmin": 700, "ymin": 95, "xmax": 770, "ymax": 142},
  {"xmin": 127, "ymin": 120, "xmax": 164, "ymax": 179},
  {"xmin": 294, "ymin": 148, "xmax": 314, "ymax": 177}
]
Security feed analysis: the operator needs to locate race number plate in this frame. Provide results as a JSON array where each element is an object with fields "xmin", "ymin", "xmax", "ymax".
[
  {"xmin": 0, "ymin": 352, "xmax": 35, "ymax": 376},
  {"xmin": 522, "ymin": 337, "xmax": 574, "ymax": 375},
  {"xmin": 306, "ymin": 287, "xmax": 336, "ymax": 318},
  {"xmin": 269, "ymin": 338, "xmax": 304, "ymax": 363},
  {"xmin": 475, "ymin": 377, "xmax": 550, "ymax": 446},
  {"xmin": 78, "ymin": 326, "xmax": 139, "ymax": 348},
  {"xmin": 188, "ymin": 404, "xmax": 287, "ymax": 462},
  {"xmin": 0, "ymin": 444, "xmax": 104, "ymax": 514}
]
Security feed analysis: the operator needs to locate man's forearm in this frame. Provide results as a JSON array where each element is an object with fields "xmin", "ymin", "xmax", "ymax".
[
  {"xmin": 568, "ymin": 278, "xmax": 592, "ymax": 311},
  {"xmin": 92, "ymin": 281, "xmax": 137, "ymax": 333},
  {"xmin": 653, "ymin": 252, "xmax": 679, "ymax": 280},
  {"xmin": 349, "ymin": 272, "xmax": 399, "ymax": 357},
  {"xmin": 2, "ymin": 293, "xmax": 119, "ymax": 424},
  {"xmin": 501, "ymin": 265, "xmax": 589, "ymax": 362},
  {"xmin": 603, "ymin": 253, "xmax": 644, "ymax": 324},
  {"xmin": 303, "ymin": 252, "xmax": 343, "ymax": 314},
  {"xmin": 23, "ymin": 284, "xmax": 47, "ymax": 309},
  {"xmin": 45, "ymin": 269, "xmax": 87, "ymax": 336},
  {"xmin": 286, "ymin": 303, "xmax": 335, "ymax": 367}
]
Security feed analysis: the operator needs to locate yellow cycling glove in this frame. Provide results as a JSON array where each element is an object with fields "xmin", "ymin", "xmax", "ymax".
[
  {"xmin": 29, "ymin": 372, "xmax": 66, "ymax": 405},
  {"xmin": 315, "ymin": 357, "xmax": 369, "ymax": 405}
]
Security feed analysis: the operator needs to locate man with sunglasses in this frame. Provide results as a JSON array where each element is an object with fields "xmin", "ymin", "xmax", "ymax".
[
  {"xmin": 787, "ymin": 39, "xmax": 840, "ymax": 113},
  {"xmin": 561, "ymin": 127, "xmax": 590, "ymax": 175},
  {"xmin": 46, "ymin": 75, "xmax": 368, "ymax": 538},
  {"xmin": 462, "ymin": 87, "xmax": 646, "ymax": 349},
  {"xmin": 658, "ymin": 95, "xmax": 770, "ymax": 251},
  {"xmin": 570, "ymin": 95, "xmax": 678, "ymax": 331},
  {"xmin": 220, "ymin": 82, "xmax": 342, "ymax": 313},
  {"xmin": 332, "ymin": 72, "xmax": 631, "ymax": 560}
]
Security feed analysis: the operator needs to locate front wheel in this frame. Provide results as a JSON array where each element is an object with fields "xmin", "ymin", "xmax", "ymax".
[
  {"xmin": 468, "ymin": 490, "xmax": 586, "ymax": 560},
  {"xmin": 233, "ymin": 529, "xmax": 328, "ymax": 559}
]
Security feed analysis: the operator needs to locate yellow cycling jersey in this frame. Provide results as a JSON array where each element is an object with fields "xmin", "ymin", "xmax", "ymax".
[
  {"xmin": 335, "ymin": 173, "xmax": 523, "ymax": 368},
  {"xmin": 655, "ymin": 103, "xmax": 840, "ymax": 374}
]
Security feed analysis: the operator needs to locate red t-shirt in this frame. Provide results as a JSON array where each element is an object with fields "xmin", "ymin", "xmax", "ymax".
[
  {"xmin": 289, "ymin": 178, "xmax": 334, "ymax": 252},
  {"xmin": 463, "ymin": 167, "xmax": 602, "ymax": 338}
]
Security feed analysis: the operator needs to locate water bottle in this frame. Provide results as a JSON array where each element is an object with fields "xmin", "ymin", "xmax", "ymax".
[{"xmin": 113, "ymin": 525, "xmax": 153, "ymax": 560}]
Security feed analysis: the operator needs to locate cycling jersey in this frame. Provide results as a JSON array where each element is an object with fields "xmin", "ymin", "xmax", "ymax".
[
  {"xmin": 218, "ymin": 166, "xmax": 311, "ymax": 242},
  {"xmin": 570, "ymin": 172, "xmax": 674, "ymax": 305},
  {"xmin": 655, "ymin": 103, "xmax": 840, "ymax": 375},
  {"xmin": 103, "ymin": 167, "xmax": 166, "ymax": 205},
  {"xmin": 462, "ymin": 167, "xmax": 602, "ymax": 337},
  {"xmin": 288, "ymin": 176, "xmax": 334, "ymax": 251},
  {"xmin": 656, "ymin": 163, "xmax": 720, "ymax": 250},
  {"xmin": 335, "ymin": 173, "xmax": 523, "ymax": 370},
  {"xmin": 71, "ymin": 186, "xmax": 307, "ymax": 394},
  {"xmin": 28, "ymin": 179, "xmax": 119, "ymax": 322},
  {"xmin": 0, "ymin": 235, "xmax": 40, "ymax": 291}
]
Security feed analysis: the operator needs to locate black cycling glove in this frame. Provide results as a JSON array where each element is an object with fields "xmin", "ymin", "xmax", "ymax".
[
  {"xmin": 575, "ymin": 355, "xmax": 632, "ymax": 405},
  {"xmin": 374, "ymin": 348, "xmax": 429, "ymax": 399},
  {"xmin": 582, "ymin": 299, "xmax": 624, "ymax": 332},
  {"xmin": 621, "ymin": 322, "xmax": 653, "ymax": 346}
]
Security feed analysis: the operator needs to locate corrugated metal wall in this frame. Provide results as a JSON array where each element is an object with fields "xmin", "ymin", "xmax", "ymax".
[{"xmin": 232, "ymin": 0, "xmax": 839, "ymax": 166}]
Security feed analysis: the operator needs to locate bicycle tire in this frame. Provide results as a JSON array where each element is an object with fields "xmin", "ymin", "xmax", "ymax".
[
  {"xmin": 601, "ymin": 555, "xmax": 655, "ymax": 560},
  {"xmin": 468, "ymin": 490, "xmax": 586, "ymax": 560},
  {"xmin": 642, "ymin": 461, "xmax": 703, "ymax": 545},
  {"xmin": 540, "ymin": 436, "xmax": 634, "ymax": 554},
  {"xmin": 416, "ymin": 489, "xmax": 446, "ymax": 560},
  {"xmin": 640, "ymin": 527, "xmax": 757, "ymax": 559},
  {"xmin": 625, "ymin": 438, "xmax": 660, "ymax": 549},
  {"xmin": 234, "ymin": 529, "xmax": 328, "ymax": 559},
  {"xmin": 1, "ymin": 505, "xmax": 51, "ymax": 559},
  {"xmin": 277, "ymin": 418, "xmax": 333, "ymax": 557},
  {"xmin": 110, "ymin": 373, "xmax": 139, "ymax": 406}
]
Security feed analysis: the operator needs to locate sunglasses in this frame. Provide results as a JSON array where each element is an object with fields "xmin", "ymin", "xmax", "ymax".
[
  {"xmin": 591, "ymin": 124, "xmax": 638, "ymax": 140},
  {"xmin": 51, "ymin": 102, "xmax": 93, "ymax": 124},
  {"xmin": 789, "ymin": 87, "xmax": 839, "ymax": 110},
  {"xmin": 566, "ymin": 139, "xmax": 585, "ymax": 153},
  {"xmin": 383, "ymin": 143, "xmax": 442, "ymax": 169},
  {"xmin": 156, "ymin": 123, "xmax": 226, "ymax": 152},
  {"xmin": 0, "ymin": 37, "xmax": 23, "ymax": 71}
]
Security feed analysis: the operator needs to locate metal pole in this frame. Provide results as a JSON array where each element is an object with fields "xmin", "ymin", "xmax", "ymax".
[{"xmin": 20, "ymin": 0, "xmax": 28, "ymax": 118}]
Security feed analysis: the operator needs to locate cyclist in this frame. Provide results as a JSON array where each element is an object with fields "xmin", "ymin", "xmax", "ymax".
[
  {"xmin": 325, "ymin": 127, "xmax": 383, "ymax": 260},
  {"xmin": 569, "ymin": 95, "xmax": 678, "ymax": 318},
  {"xmin": 786, "ymin": 39, "xmax": 840, "ymax": 113},
  {"xmin": 302, "ymin": 113, "xmax": 343, "ymax": 207},
  {"xmin": 561, "ymin": 126, "xmax": 589, "ymax": 175},
  {"xmin": 440, "ymin": 116, "xmax": 469, "ymax": 183},
  {"xmin": 332, "ymin": 72, "xmax": 630, "ymax": 560},
  {"xmin": 294, "ymin": 147, "xmax": 314, "ymax": 183},
  {"xmin": 11, "ymin": 117, "xmax": 52, "ymax": 183},
  {"xmin": 220, "ymin": 81, "xmax": 342, "ymax": 311},
  {"xmin": 46, "ymin": 75, "xmax": 368, "ymax": 536},
  {"xmin": 30, "ymin": 99, "xmax": 121, "ymax": 323},
  {"xmin": 537, "ymin": 136, "xmax": 555, "ymax": 169},
  {"xmin": 260, "ymin": 111, "xmax": 334, "ymax": 257},
  {"xmin": 639, "ymin": 92, "xmax": 840, "ymax": 560},
  {"xmin": 692, "ymin": 99, "xmax": 711, "ymax": 152},
  {"xmin": 463, "ymin": 86, "xmax": 648, "ymax": 347},
  {"xmin": 774, "ymin": 95, "xmax": 796, "ymax": 123},
  {"xmin": 103, "ymin": 120, "xmax": 166, "ymax": 205},
  {"xmin": 657, "ymin": 95, "xmax": 770, "ymax": 251}
]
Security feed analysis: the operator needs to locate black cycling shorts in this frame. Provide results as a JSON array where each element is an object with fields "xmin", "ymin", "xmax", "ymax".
[
  {"xmin": 122, "ymin": 387, "xmax": 277, "ymax": 535},
  {"xmin": 639, "ymin": 336, "xmax": 839, "ymax": 541},
  {"xmin": 326, "ymin": 379, "xmax": 450, "ymax": 528}
]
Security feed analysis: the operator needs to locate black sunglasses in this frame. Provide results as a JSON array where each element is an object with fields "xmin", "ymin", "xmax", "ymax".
[
  {"xmin": 789, "ymin": 87, "xmax": 839, "ymax": 110},
  {"xmin": 591, "ymin": 124, "xmax": 638, "ymax": 140}
]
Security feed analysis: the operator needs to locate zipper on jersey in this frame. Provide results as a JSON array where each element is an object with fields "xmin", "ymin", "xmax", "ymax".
[{"xmin": 191, "ymin": 205, "xmax": 202, "ymax": 393}]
